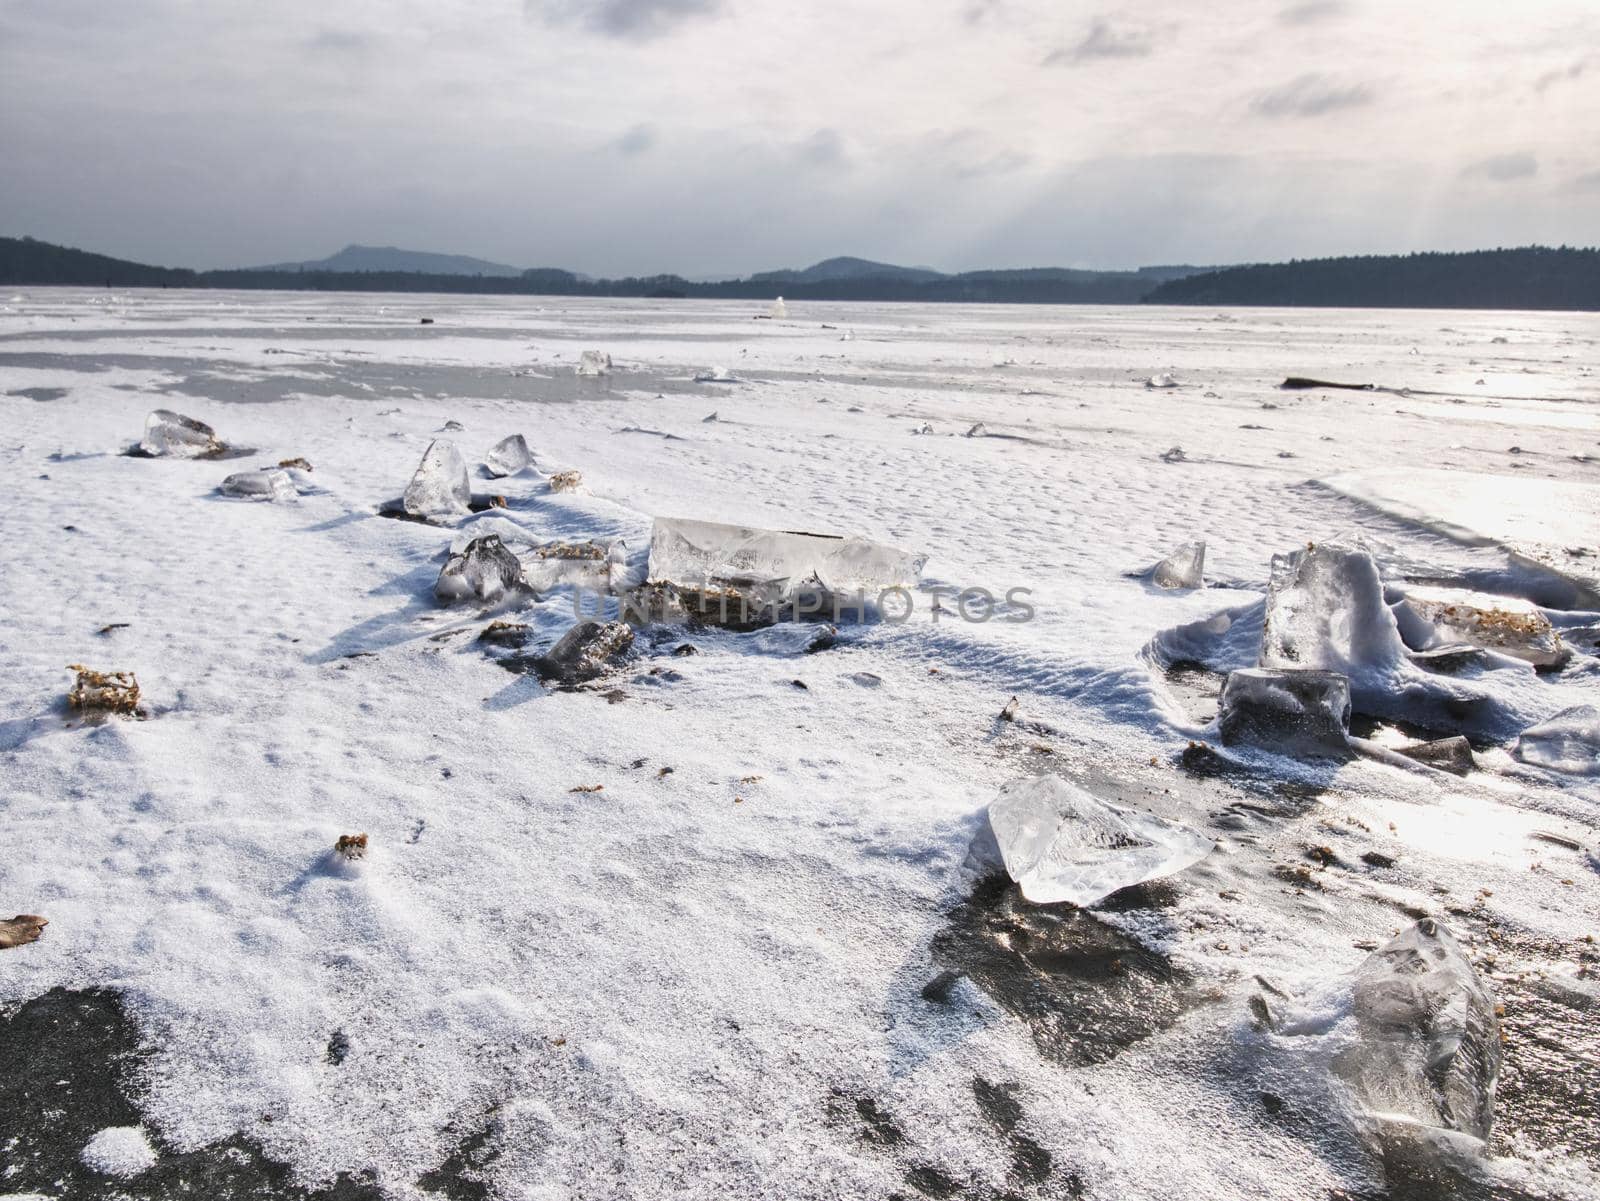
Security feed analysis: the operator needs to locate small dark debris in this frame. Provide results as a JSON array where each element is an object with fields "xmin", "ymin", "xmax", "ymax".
[
  {"xmin": 1361, "ymin": 850, "xmax": 1398, "ymax": 869},
  {"xmin": 325, "ymin": 1030, "xmax": 350, "ymax": 1065}
]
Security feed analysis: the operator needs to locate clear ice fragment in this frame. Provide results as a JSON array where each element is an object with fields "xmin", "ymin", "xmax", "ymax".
[
  {"xmin": 1513, "ymin": 705, "xmax": 1600, "ymax": 775},
  {"xmin": 1260, "ymin": 543, "xmax": 1407, "ymax": 675},
  {"xmin": 403, "ymin": 439, "xmax": 471, "ymax": 519},
  {"xmin": 219, "ymin": 469, "xmax": 294, "ymax": 501},
  {"xmin": 483, "ymin": 434, "xmax": 532, "ymax": 479},
  {"xmin": 986, "ymin": 774, "xmax": 1215, "ymax": 906},
  {"xmin": 1146, "ymin": 372, "xmax": 1178, "ymax": 389},
  {"xmin": 1218, "ymin": 667, "xmax": 1352, "ymax": 757},
  {"xmin": 436, "ymin": 534, "xmax": 526, "ymax": 604},
  {"xmin": 1151, "ymin": 541, "xmax": 1205, "ymax": 589},
  {"xmin": 576, "ymin": 350, "xmax": 612, "ymax": 376},
  {"xmin": 139, "ymin": 409, "xmax": 222, "ymax": 458},
  {"xmin": 1336, "ymin": 919, "xmax": 1500, "ymax": 1141}
]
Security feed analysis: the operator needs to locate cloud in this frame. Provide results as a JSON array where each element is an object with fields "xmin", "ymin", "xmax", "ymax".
[
  {"xmin": 1277, "ymin": 1, "xmax": 1347, "ymax": 24},
  {"xmin": 614, "ymin": 124, "xmax": 657, "ymax": 156},
  {"xmin": 1570, "ymin": 169, "xmax": 1600, "ymax": 192},
  {"xmin": 1535, "ymin": 58, "xmax": 1588, "ymax": 93},
  {"xmin": 304, "ymin": 29, "xmax": 373, "ymax": 53},
  {"xmin": 1461, "ymin": 152, "xmax": 1538, "ymax": 182},
  {"xmin": 797, "ymin": 128, "xmax": 847, "ymax": 167},
  {"xmin": 1044, "ymin": 17, "xmax": 1156, "ymax": 66},
  {"xmin": 1251, "ymin": 73, "xmax": 1375, "ymax": 117},
  {"xmin": 527, "ymin": 0, "xmax": 720, "ymax": 39}
]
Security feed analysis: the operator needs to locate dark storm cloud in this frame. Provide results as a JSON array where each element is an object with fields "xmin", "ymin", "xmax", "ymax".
[
  {"xmin": 1277, "ymin": 1, "xmax": 1348, "ymax": 25},
  {"xmin": 1044, "ymin": 17, "xmax": 1156, "ymax": 66},
  {"xmin": 528, "ymin": 0, "xmax": 721, "ymax": 39},
  {"xmin": 1461, "ymin": 152, "xmax": 1538, "ymax": 181},
  {"xmin": 1251, "ymin": 73, "xmax": 1375, "ymax": 117},
  {"xmin": 615, "ymin": 124, "xmax": 657, "ymax": 155}
]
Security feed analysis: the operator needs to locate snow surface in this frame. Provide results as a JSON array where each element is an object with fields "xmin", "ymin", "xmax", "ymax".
[{"xmin": 2, "ymin": 291, "xmax": 1599, "ymax": 1199}]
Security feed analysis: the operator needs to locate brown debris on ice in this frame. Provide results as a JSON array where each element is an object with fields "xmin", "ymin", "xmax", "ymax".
[
  {"xmin": 548, "ymin": 470, "xmax": 583, "ymax": 493},
  {"xmin": 67, "ymin": 665, "xmax": 141, "ymax": 715},
  {"xmin": 0, "ymin": 914, "xmax": 48, "ymax": 949},
  {"xmin": 334, "ymin": 834, "xmax": 368, "ymax": 861},
  {"xmin": 278, "ymin": 457, "xmax": 313, "ymax": 471}
]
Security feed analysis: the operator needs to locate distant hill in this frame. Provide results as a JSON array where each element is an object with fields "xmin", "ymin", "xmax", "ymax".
[
  {"xmin": 254, "ymin": 243, "xmax": 525, "ymax": 277},
  {"xmin": 752, "ymin": 257, "xmax": 946, "ymax": 286},
  {"xmin": 0, "ymin": 235, "xmax": 196, "ymax": 287},
  {"xmin": 1143, "ymin": 247, "xmax": 1600, "ymax": 311}
]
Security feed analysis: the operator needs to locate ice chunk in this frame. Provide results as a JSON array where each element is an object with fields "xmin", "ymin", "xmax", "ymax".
[
  {"xmin": 483, "ymin": 434, "xmax": 532, "ymax": 479},
  {"xmin": 403, "ymin": 439, "xmax": 470, "ymax": 519},
  {"xmin": 1160, "ymin": 446, "xmax": 1186, "ymax": 463},
  {"xmin": 436, "ymin": 535, "xmax": 526, "ymax": 604},
  {"xmin": 576, "ymin": 350, "xmax": 612, "ymax": 376},
  {"xmin": 694, "ymin": 366, "xmax": 735, "ymax": 382},
  {"xmin": 987, "ymin": 775, "xmax": 1215, "ymax": 906},
  {"xmin": 1394, "ymin": 586, "xmax": 1567, "ymax": 668},
  {"xmin": 1146, "ymin": 372, "xmax": 1178, "ymax": 389},
  {"xmin": 965, "ymin": 422, "xmax": 988, "ymax": 438},
  {"xmin": 1513, "ymin": 705, "xmax": 1600, "ymax": 775},
  {"xmin": 769, "ymin": 296, "xmax": 787, "ymax": 319},
  {"xmin": 1336, "ymin": 919, "xmax": 1500, "ymax": 1141},
  {"xmin": 523, "ymin": 538, "xmax": 627, "ymax": 594},
  {"xmin": 1218, "ymin": 668, "xmax": 1352, "ymax": 757},
  {"xmin": 1151, "ymin": 541, "xmax": 1205, "ymax": 590},
  {"xmin": 534, "ymin": 620, "xmax": 634, "ymax": 684},
  {"xmin": 1397, "ymin": 735, "xmax": 1475, "ymax": 775},
  {"xmin": 219, "ymin": 469, "xmax": 294, "ymax": 501},
  {"xmin": 646, "ymin": 517, "xmax": 926, "ymax": 618},
  {"xmin": 138, "ymin": 409, "xmax": 222, "ymax": 458},
  {"xmin": 1261, "ymin": 543, "xmax": 1408, "ymax": 675},
  {"xmin": 80, "ymin": 1126, "xmax": 157, "ymax": 1177}
]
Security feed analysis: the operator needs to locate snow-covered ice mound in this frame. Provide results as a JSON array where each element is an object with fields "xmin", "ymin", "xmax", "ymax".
[{"xmin": 987, "ymin": 774, "xmax": 1215, "ymax": 906}]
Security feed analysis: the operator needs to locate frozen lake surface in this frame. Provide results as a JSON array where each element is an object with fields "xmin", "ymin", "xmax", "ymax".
[{"xmin": 1, "ymin": 290, "xmax": 1598, "ymax": 1200}]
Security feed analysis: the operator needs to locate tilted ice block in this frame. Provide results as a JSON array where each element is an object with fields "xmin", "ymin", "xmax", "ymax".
[
  {"xmin": 1218, "ymin": 668, "xmax": 1352, "ymax": 757},
  {"xmin": 646, "ymin": 517, "xmax": 927, "ymax": 613},
  {"xmin": 1151, "ymin": 541, "xmax": 1205, "ymax": 590},
  {"xmin": 483, "ymin": 434, "xmax": 532, "ymax": 479},
  {"xmin": 436, "ymin": 535, "xmax": 526, "ymax": 604},
  {"xmin": 534, "ymin": 620, "xmax": 634, "ymax": 684},
  {"xmin": 576, "ymin": 350, "xmax": 612, "ymax": 376},
  {"xmin": 987, "ymin": 775, "xmax": 1215, "ymax": 907},
  {"xmin": 403, "ymin": 439, "xmax": 471, "ymax": 519},
  {"xmin": 1513, "ymin": 705, "xmax": 1600, "ymax": 776},
  {"xmin": 219, "ymin": 469, "xmax": 294, "ymax": 501},
  {"xmin": 1394, "ymin": 586, "xmax": 1567, "ymax": 669},
  {"xmin": 139, "ymin": 409, "xmax": 222, "ymax": 458},
  {"xmin": 1336, "ymin": 919, "xmax": 1500, "ymax": 1141},
  {"xmin": 1261, "ymin": 543, "xmax": 1408, "ymax": 675}
]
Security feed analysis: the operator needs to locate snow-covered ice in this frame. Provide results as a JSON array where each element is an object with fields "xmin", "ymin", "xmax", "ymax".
[
  {"xmin": 986, "ymin": 774, "xmax": 1215, "ymax": 906},
  {"xmin": 2, "ymin": 291, "xmax": 1598, "ymax": 1200},
  {"xmin": 79, "ymin": 1126, "xmax": 158, "ymax": 1177}
]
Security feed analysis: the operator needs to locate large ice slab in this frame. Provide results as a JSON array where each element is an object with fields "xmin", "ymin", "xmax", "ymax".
[
  {"xmin": 1394, "ymin": 586, "xmax": 1567, "ymax": 668},
  {"xmin": 646, "ymin": 517, "xmax": 926, "ymax": 619},
  {"xmin": 986, "ymin": 775, "xmax": 1215, "ymax": 907},
  {"xmin": 1336, "ymin": 919, "xmax": 1500, "ymax": 1141},
  {"xmin": 138, "ymin": 409, "xmax": 223, "ymax": 458},
  {"xmin": 403, "ymin": 440, "xmax": 471, "ymax": 519},
  {"xmin": 1513, "ymin": 705, "xmax": 1600, "ymax": 775},
  {"xmin": 1261, "ymin": 543, "xmax": 1408, "ymax": 675},
  {"xmin": 1218, "ymin": 667, "xmax": 1352, "ymax": 757}
]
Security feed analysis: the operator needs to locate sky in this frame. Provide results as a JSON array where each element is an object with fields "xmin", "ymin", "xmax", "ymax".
[{"xmin": 1, "ymin": 0, "xmax": 1597, "ymax": 276}]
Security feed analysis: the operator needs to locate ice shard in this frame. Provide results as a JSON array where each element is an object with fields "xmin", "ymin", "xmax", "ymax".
[
  {"xmin": 534, "ymin": 620, "xmax": 634, "ymax": 684},
  {"xmin": 1151, "ymin": 541, "xmax": 1206, "ymax": 590},
  {"xmin": 483, "ymin": 434, "xmax": 532, "ymax": 479},
  {"xmin": 1336, "ymin": 919, "xmax": 1500, "ymax": 1142},
  {"xmin": 1218, "ymin": 668, "xmax": 1352, "ymax": 757},
  {"xmin": 435, "ymin": 534, "xmax": 526, "ymax": 604},
  {"xmin": 769, "ymin": 297, "xmax": 788, "ymax": 319},
  {"xmin": 645, "ymin": 516, "xmax": 926, "ymax": 623},
  {"xmin": 1146, "ymin": 372, "xmax": 1178, "ymax": 389},
  {"xmin": 219, "ymin": 469, "xmax": 294, "ymax": 501},
  {"xmin": 1394, "ymin": 587, "xmax": 1567, "ymax": 668},
  {"xmin": 576, "ymin": 350, "xmax": 612, "ymax": 376},
  {"xmin": 1260, "ymin": 543, "xmax": 1408, "ymax": 676},
  {"xmin": 403, "ymin": 440, "xmax": 471, "ymax": 519},
  {"xmin": 1513, "ymin": 705, "xmax": 1600, "ymax": 775},
  {"xmin": 986, "ymin": 775, "xmax": 1215, "ymax": 907},
  {"xmin": 139, "ymin": 409, "xmax": 223, "ymax": 458}
]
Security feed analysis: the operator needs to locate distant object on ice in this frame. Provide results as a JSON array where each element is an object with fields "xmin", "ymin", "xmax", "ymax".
[
  {"xmin": 403, "ymin": 439, "xmax": 471, "ymax": 519},
  {"xmin": 1145, "ymin": 372, "xmax": 1178, "ymax": 389},
  {"xmin": 966, "ymin": 422, "xmax": 988, "ymax": 438},
  {"xmin": 769, "ymin": 297, "xmax": 788, "ymax": 319},
  {"xmin": 987, "ymin": 774, "xmax": 1214, "ymax": 907},
  {"xmin": 576, "ymin": 350, "xmax": 612, "ymax": 376},
  {"xmin": 137, "ymin": 409, "xmax": 224, "ymax": 458},
  {"xmin": 1160, "ymin": 446, "xmax": 1186, "ymax": 463},
  {"xmin": 694, "ymin": 366, "xmax": 736, "ymax": 383}
]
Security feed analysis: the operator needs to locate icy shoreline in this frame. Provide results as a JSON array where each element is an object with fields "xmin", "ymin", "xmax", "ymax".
[{"xmin": 2, "ymin": 290, "xmax": 1597, "ymax": 1200}]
